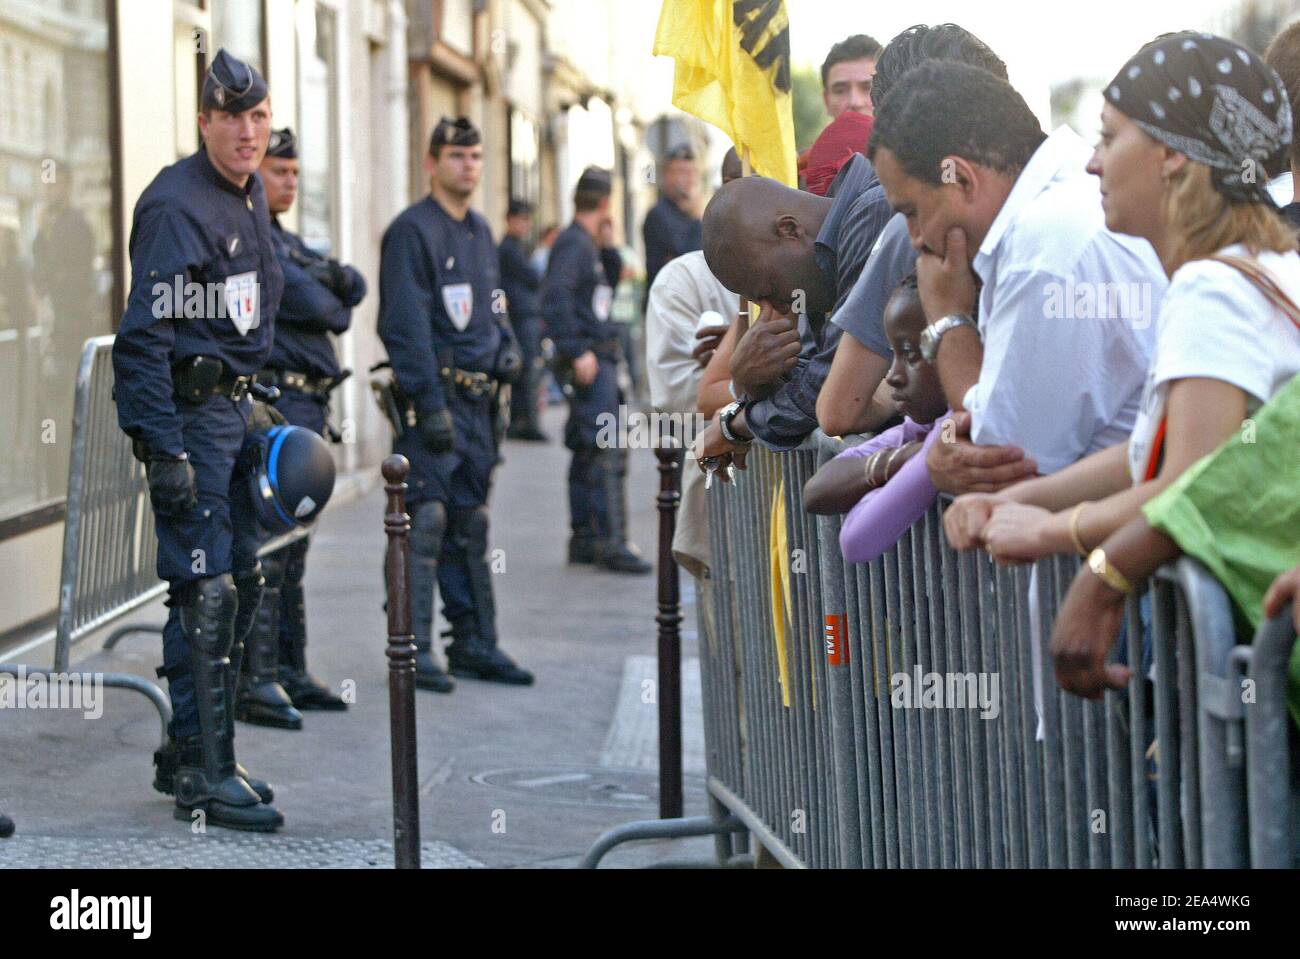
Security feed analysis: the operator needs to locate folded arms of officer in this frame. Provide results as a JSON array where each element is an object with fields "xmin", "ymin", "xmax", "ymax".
[{"xmin": 280, "ymin": 245, "xmax": 366, "ymax": 335}]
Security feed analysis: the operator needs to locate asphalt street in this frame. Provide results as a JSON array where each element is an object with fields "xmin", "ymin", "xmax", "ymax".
[{"xmin": 0, "ymin": 405, "xmax": 715, "ymax": 868}]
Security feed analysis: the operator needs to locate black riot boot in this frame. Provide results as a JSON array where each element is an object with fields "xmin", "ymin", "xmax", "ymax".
[
  {"xmin": 568, "ymin": 525, "xmax": 600, "ymax": 564},
  {"xmin": 596, "ymin": 447, "xmax": 652, "ymax": 574},
  {"xmin": 409, "ymin": 501, "xmax": 454, "ymax": 693},
  {"xmin": 443, "ymin": 507, "xmax": 534, "ymax": 686},
  {"xmin": 153, "ymin": 732, "xmax": 274, "ymax": 804},
  {"xmin": 567, "ymin": 448, "xmax": 600, "ymax": 564},
  {"xmin": 506, "ymin": 358, "xmax": 550, "ymax": 442},
  {"xmin": 236, "ymin": 555, "xmax": 303, "ymax": 730},
  {"xmin": 172, "ymin": 574, "xmax": 283, "ymax": 832},
  {"xmin": 154, "ymin": 570, "xmax": 275, "ymax": 802},
  {"xmin": 0, "ymin": 813, "xmax": 13, "ymax": 838},
  {"xmin": 278, "ymin": 539, "xmax": 347, "ymax": 710}
]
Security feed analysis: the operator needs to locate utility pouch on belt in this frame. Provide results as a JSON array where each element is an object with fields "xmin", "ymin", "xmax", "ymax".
[{"xmin": 172, "ymin": 356, "xmax": 225, "ymax": 404}]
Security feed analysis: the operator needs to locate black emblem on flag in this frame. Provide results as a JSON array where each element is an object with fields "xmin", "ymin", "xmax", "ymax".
[{"xmin": 733, "ymin": 0, "xmax": 791, "ymax": 94}]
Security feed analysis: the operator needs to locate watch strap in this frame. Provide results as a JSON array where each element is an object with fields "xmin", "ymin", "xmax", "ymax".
[{"xmin": 719, "ymin": 400, "xmax": 751, "ymax": 445}]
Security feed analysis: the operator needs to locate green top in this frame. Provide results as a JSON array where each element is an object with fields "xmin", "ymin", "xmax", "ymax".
[{"xmin": 1142, "ymin": 372, "xmax": 1300, "ymax": 726}]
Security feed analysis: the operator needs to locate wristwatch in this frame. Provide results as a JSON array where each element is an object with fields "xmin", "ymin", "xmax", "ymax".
[
  {"xmin": 919, "ymin": 313, "xmax": 978, "ymax": 364},
  {"xmin": 718, "ymin": 399, "xmax": 751, "ymax": 445}
]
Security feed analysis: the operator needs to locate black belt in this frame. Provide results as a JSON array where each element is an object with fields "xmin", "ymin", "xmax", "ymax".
[
  {"xmin": 450, "ymin": 368, "xmax": 494, "ymax": 399},
  {"xmin": 201, "ymin": 373, "xmax": 253, "ymax": 402},
  {"xmin": 257, "ymin": 368, "xmax": 334, "ymax": 398},
  {"xmin": 592, "ymin": 337, "xmax": 621, "ymax": 357},
  {"xmin": 172, "ymin": 356, "xmax": 255, "ymax": 404}
]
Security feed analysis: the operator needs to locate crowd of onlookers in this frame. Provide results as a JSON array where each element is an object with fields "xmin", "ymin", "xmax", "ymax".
[{"xmin": 641, "ymin": 23, "xmax": 1300, "ymax": 727}]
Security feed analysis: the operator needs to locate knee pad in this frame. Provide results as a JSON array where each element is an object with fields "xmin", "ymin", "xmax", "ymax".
[
  {"xmin": 179, "ymin": 574, "xmax": 238, "ymax": 656},
  {"xmin": 570, "ymin": 446, "xmax": 599, "ymax": 475},
  {"xmin": 232, "ymin": 563, "xmax": 266, "ymax": 644},
  {"xmin": 597, "ymin": 446, "xmax": 628, "ymax": 479},
  {"xmin": 410, "ymin": 500, "xmax": 448, "ymax": 559},
  {"xmin": 450, "ymin": 506, "xmax": 491, "ymax": 555}
]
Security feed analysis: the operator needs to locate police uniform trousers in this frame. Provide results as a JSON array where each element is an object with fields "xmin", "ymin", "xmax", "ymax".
[
  {"xmin": 508, "ymin": 312, "xmax": 545, "ymax": 432},
  {"xmin": 264, "ymin": 386, "xmax": 328, "ymax": 679},
  {"xmin": 156, "ymin": 395, "xmax": 260, "ymax": 739},
  {"xmin": 393, "ymin": 388, "xmax": 500, "ymax": 648},
  {"xmin": 564, "ymin": 352, "xmax": 621, "ymax": 540}
]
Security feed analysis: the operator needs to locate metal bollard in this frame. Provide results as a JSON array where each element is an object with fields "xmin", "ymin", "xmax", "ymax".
[
  {"xmin": 383, "ymin": 455, "xmax": 421, "ymax": 869},
  {"xmin": 654, "ymin": 436, "xmax": 684, "ymax": 820}
]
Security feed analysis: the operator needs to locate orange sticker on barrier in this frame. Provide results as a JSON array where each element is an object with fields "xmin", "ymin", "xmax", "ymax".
[{"xmin": 824, "ymin": 613, "xmax": 848, "ymax": 666}]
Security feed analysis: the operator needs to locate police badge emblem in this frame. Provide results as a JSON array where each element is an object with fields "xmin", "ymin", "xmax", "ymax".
[
  {"xmin": 442, "ymin": 283, "xmax": 474, "ymax": 331},
  {"xmin": 224, "ymin": 271, "xmax": 260, "ymax": 335},
  {"xmin": 592, "ymin": 284, "xmax": 613, "ymax": 321}
]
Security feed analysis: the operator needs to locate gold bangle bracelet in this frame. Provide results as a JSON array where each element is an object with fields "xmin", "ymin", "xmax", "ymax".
[
  {"xmin": 863, "ymin": 451, "xmax": 881, "ymax": 487},
  {"xmin": 1088, "ymin": 547, "xmax": 1134, "ymax": 595},
  {"xmin": 1068, "ymin": 502, "xmax": 1091, "ymax": 557},
  {"xmin": 882, "ymin": 446, "xmax": 903, "ymax": 481}
]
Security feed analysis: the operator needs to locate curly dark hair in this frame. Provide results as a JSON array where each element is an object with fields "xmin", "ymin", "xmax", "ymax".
[
  {"xmin": 820, "ymin": 34, "xmax": 882, "ymax": 88},
  {"xmin": 869, "ymin": 60, "xmax": 1045, "ymax": 185},
  {"xmin": 871, "ymin": 23, "xmax": 1007, "ymax": 110}
]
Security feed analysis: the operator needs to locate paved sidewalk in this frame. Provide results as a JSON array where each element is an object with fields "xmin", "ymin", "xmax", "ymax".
[{"xmin": 0, "ymin": 407, "xmax": 716, "ymax": 868}]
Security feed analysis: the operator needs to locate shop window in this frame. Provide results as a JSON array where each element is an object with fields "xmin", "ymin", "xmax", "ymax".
[{"xmin": 0, "ymin": 0, "xmax": 115, "ymax": 527}]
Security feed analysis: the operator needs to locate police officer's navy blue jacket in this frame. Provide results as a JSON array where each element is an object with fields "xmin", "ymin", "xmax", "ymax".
[
  {"xmin": 113, "ymin": 148, "xmax": 283, "ymax": 457},
  {"xmin": 268, "ymin": 219, "xmax": 365, "ymax": 379},
  {"xmin": 498, "ymin": 233, "xmax": 540, "ymax": 322},
  {"xmin": 378, "ymin": 196, "xmax": 502, "ymax": 413},
  {"xmin": 542, "ymin": 222, "xmax": 619, "ymax": 360},
  {"xmin": 642, "ymin": 195, "xmax": 702, "ymax": 293}
]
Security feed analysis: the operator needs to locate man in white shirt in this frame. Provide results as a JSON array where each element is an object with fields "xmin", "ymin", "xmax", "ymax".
[
  {"xmin": 869, "ymin": 59, "xmax": 1164, "ymax": 490},
  {"xmin": 645, "ymin": 251, "xmax": 738, "ymax": 578}
]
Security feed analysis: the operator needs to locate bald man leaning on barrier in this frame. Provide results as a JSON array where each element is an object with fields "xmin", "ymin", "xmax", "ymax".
[{"xmin": 690, "ymin": 150, "xmax": 890, "ymax": 475}]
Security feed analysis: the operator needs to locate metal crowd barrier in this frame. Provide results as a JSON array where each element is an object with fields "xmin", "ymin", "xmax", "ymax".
[
  {"xmin": 587, "ymin": 430, "xmax": 1298, "ymax": 868},
  {"xmin": 0, "ymin": 336, "xmax": 308, "ymax": 745}
]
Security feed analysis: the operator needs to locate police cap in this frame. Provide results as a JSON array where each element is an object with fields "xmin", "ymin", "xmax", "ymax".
[
  {"xmin": 430, "ymin": 116, "xmax": 482, "ymax": 154},
  {"xmin": 201, "ymin": 49, "xmax": 269, "ymax": 114},
  {"xmin": 575, "ymin": 166, "xmax": 612, "ymax": 196},
  {"xmin": 266, "ymin": 127, "xmax": 298, "ymax": 160}
]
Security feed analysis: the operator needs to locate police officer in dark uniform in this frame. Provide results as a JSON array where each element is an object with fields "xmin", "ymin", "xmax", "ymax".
[
  {"xmin": 544, "ymin": 168, "xmax": 651, "ymax": 574},
  {"xmin": 498, "ymin": 199, "xmax": 548, "ymax": 442},
  {"xmin": 232, "ymin": 127, "xmax": 363, "ymax": 726},
  {"xmin": 377, "ymin": 117, "xmax": 533, "ymax": 691},
  {"xmin": 641, "ymin": 144, "xmax": 703, "ymax": 297},
  {"xmin": 111, "ymin": 50, "xmax": 285, "ymax": 831}
]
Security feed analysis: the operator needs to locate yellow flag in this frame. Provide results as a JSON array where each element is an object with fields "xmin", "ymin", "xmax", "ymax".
[
  {"xmin": 768, "ymin": 479, "xmax": 792, "ymax": 707},
  {"xmin": 653, "ymin": 0, "xmax": 797, "ymax": 186}
]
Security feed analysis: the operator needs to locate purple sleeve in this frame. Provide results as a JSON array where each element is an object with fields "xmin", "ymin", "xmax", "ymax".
[
  {"xmin": 838, "ymin": 421, "xmax": 943, "ymax": 564},
  {"xmin": 832, "ymin": 419, "xmax": 927, "ymax": 461}
]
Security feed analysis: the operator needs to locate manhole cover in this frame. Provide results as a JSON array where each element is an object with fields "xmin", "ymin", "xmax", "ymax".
[{"xmin": 470, "ymin": 766, "xmax": 704, "ymax": 808}]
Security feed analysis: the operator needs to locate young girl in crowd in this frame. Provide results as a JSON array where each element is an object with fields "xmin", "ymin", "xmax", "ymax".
[
  {"xmin": 945, "ymin": 33, "xmax": 1300, "ymax": 604},
  {"xmin": 803, "ymin": 275, "xmax": 949, "ymax": 563}
]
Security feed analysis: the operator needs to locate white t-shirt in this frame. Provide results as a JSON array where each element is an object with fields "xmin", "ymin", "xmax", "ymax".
[{"xmin": 1127, "ymin": 243, "xmax": 1300, "ymax": 483}]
